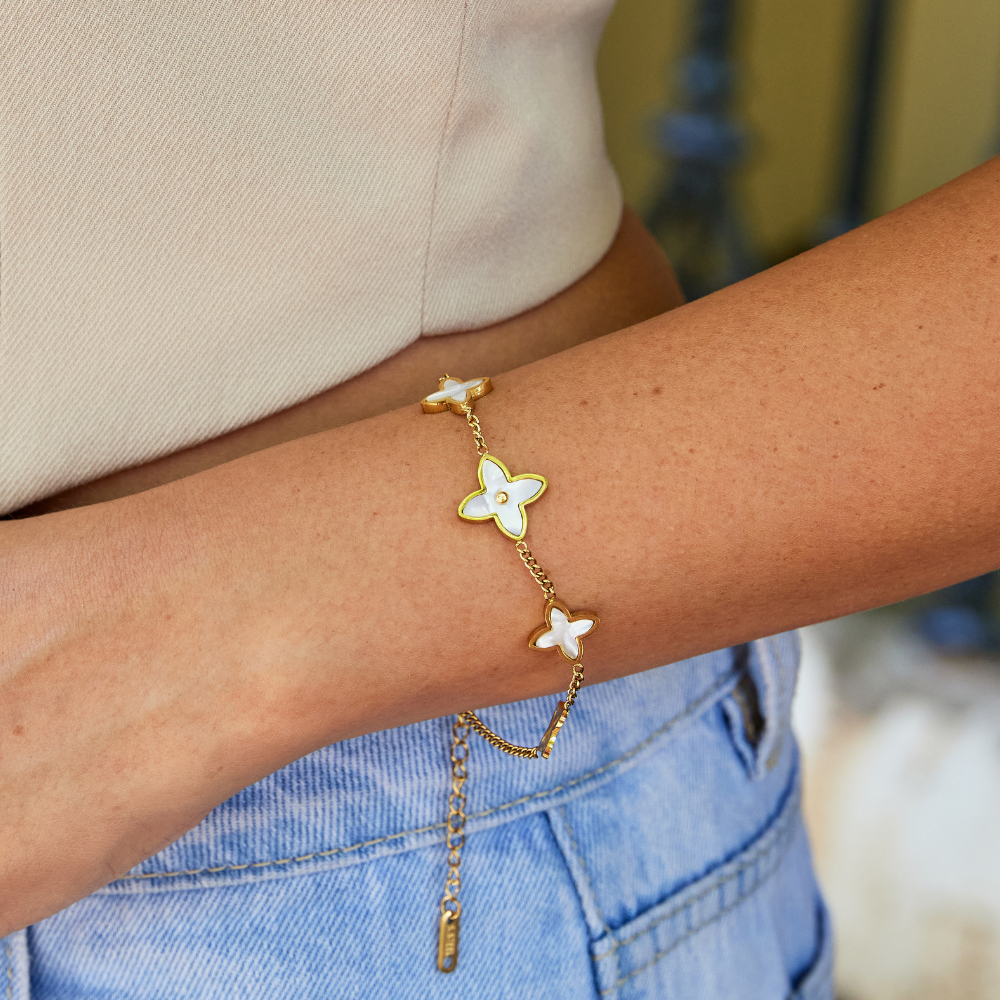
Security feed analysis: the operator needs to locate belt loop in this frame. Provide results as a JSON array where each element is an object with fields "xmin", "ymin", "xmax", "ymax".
[{"xmin": 722, "ymin": 633, "xmax": 801, "ymax": 779}]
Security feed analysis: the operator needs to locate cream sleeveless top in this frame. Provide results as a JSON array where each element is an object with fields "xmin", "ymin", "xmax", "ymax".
[{"xmin": 0, "ymin": 0, "xmax": 622, "ymax": 514}]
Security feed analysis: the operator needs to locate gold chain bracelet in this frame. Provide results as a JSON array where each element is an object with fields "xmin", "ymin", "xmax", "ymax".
[{"xmin": 421, "ymin": 375, "xmax": 599, "ymax": 973}]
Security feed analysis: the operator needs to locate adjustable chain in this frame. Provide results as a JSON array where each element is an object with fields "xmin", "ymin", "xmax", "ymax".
[
  {"xmin": 426, "ymin": 376, "xmax": 598, "ymax": 974},
  {"xmin": 437, "ymin": 718, "xmax": 469, "ymax": 973}
]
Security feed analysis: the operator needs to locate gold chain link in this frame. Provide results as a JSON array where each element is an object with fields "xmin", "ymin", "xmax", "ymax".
[
  {"xmin": 461, "ymin": 710, "xmax": 539, "ymax": 758},
  {"xmin": 563, "ymin": 664, "xmax": 585, "ymax": 712},
  {"xmin": 461, "ymin": 659, "xmax": 584, "ymax": 759},
  {"xmin": 513, "ymin": 540, "xmax": 557, "ymax": 602},
  {"xmin": 437, "ymin": 718, "xmax": 469, "ymax": 972},
  {"xmin": 462, "ymin": 405, "xmax": 489, "ymax": 457}
]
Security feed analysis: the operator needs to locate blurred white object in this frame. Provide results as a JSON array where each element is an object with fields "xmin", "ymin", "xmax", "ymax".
[
  {"xmin": 793, "ymin": 625, "xmax": 836, "ymax": 769},
  {"xmin": 795, "ymin": 618, "xmax": 1000, "ymax": 1000}
]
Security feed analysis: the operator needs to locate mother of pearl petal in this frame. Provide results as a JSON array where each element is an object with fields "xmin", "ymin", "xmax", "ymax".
[
  {"xmin": 461, "ymin": 494, "xmax": 493, "ymax": 518},
  {"xmin": 481, "ymin": 460, "xmax": 510, "ymax": 494},
  {"xmin": 424, "ymin": 378, "xmax": 483, "ymax": 403},
  {"xmin": 536, "ymin": 608, "xmax": 595, "ymax": 659},
  {"xmin": 459, "ymin": 460, "xmax": 544, "ymax": 537}
]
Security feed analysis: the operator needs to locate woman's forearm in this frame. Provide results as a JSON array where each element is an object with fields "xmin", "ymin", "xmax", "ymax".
[
  {"xmin": 203, "ymin": 152, "xmax": 1000, "ymax": 749},
  {"xmin": 3, "ymin": 156, "xmax": 1000, "ymax": 932}
]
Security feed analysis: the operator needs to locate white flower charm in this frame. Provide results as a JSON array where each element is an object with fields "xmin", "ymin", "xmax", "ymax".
[
  {"xmin": 458, "ymin": 454, "xmax": 546, "ymax": 541},
  {"xmin": 421, "ymin": 375, "xmax": 493, "ymax": 414},
  {"xmin": 529, "ymin": 600, "xmax": 599, "ymax": 663}
]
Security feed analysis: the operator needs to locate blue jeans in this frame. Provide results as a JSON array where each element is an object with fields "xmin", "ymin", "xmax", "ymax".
[{"xmin": 4, "ymin": 633, "xmax": 833, "ymax": 998}]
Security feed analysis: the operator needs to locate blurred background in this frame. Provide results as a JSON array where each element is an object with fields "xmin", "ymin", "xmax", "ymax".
[{"xmin": 595, "ymin": 2, "xmax": 1000, "ymax": 997}]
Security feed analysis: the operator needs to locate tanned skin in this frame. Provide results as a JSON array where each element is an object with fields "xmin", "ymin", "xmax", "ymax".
[{"xmin": 3, "ymin": 161, "xmax": 1000, "ymax": 934}]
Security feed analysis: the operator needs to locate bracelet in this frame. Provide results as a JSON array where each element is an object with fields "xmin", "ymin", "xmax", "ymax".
[{"xmin": 421, "ymin": 374, "xmax": 600, "ymax": 973}]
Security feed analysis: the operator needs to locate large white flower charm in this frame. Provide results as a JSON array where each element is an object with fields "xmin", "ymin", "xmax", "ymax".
[
  {"xmin": 421, "ymin": 375, "xmax": 493, "ymax": 414},
  {"xmin": 458, "ymin": 454, "xmax": 546, "ymax": 541},
  {"xmin": 529, "ymin": 600, "xmax": 599, "ymax": 663}
]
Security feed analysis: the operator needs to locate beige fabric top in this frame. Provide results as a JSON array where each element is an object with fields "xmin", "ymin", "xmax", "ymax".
[{"xmin": 0, "ymin": 0, "xmax": 622, "ymax": 514}]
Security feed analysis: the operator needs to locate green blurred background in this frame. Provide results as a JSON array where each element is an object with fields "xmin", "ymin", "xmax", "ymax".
[{"xmin": 596, "ymin": 0, "xmax": 1000, "ymax": 263}]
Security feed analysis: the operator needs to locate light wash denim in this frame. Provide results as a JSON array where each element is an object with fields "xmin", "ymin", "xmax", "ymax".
[{"xmin": 4, "ymin": 633, "xmax": 833, "ymax": 998}]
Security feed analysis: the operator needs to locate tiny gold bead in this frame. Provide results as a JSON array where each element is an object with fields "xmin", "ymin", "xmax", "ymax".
[{"xmin": 495, "ymin": 491, "xmax": 509, "ymax": 504}]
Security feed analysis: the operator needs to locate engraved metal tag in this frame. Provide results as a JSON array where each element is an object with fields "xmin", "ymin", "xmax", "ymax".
[
  {"xmin": 538, "ymin": 700, "xmax": 568, "ymax": 759},
  {"xmin": 437, "ymin": 911, "xmax": 460, "ymax": 972}
]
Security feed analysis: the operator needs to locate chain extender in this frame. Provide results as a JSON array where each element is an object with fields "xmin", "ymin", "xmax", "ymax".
[{"xmin": 437, "ymin": 718, "xmax": 469, "ymax": 972}]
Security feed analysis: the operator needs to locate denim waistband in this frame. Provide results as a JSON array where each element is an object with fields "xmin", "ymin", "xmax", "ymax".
[{"xmin": 100, "ymin": 632, "xmax": 801, "ymax": 895}]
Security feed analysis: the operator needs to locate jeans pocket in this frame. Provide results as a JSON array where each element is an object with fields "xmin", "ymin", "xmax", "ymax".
[
  {"xmin": 544, "ymin": 666, "xmax": 828, "ymax": 1000},
  {"xmin": 586, "ymin": 777, "xmax": 830, "ymax": 999}
]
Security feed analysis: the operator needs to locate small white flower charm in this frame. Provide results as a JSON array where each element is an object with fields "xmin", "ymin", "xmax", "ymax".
[
  {"xmin": 529, "ymin": 600, "xmax": 599, "ymax": 663},
  {"xmin": 458, "ymin": 454, "xmax": 546, "ymax": 541},
  {"xmin": 421, "ymin": 375, "xmax": 493, "ymax": 414}
]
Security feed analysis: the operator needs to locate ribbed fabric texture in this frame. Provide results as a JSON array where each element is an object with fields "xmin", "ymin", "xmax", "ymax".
[{"xmin": 0, "ymin": 0, "xmax": 622, "ymax": 513}]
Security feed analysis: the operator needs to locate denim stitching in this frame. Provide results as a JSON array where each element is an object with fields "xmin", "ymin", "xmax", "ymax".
[
  {"xmin": 596, "ymin": 845, "xmax": 787, "ymax": 997},
  {"xmin": 768, "ymin": 634, "xmax": 792, "ymax": 769},
  {"xmin": 119, "ymin": 665, "xmax": 742, "ymax": 882},
  {"xmin": 559, "ymin": 806, "xmax": 611, "ymax": 935},
  {"xmin": 595, "ymin": 783, "xmax": 800, "ymax": 995},
  {"xmin": 594, "ymin": 778, "xmax": 799, "ymax": 958}
]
